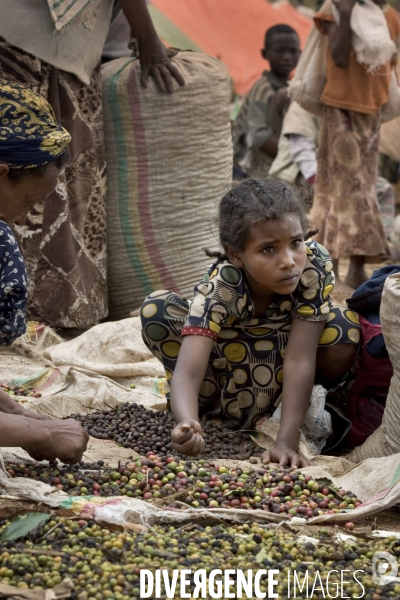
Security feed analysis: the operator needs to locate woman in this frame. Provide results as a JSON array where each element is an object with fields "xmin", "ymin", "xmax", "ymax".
[
  {"xmin": 0, "ymin": 78, "xmax": 88, "ymax": 463},
  {"xmin": 0, "ymin": 0, "xmax": 184, "ymax": 330}
]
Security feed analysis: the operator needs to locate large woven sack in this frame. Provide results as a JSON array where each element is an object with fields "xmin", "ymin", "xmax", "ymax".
[
  {"xmin": 102, "ymin": 52, "xmax": 232, "ymax": 319},
  {"xmin": 347, "ymin": 273, "xmax": 400, "ymax": 462}
]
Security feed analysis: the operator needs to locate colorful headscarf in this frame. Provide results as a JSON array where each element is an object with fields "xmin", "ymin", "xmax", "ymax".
[{"xmin": 0, "ymin": 78, "xmax": 71, "ymax": 168}]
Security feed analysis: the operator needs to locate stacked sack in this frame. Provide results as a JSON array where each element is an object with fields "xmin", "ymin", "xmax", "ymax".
[
  {"xmin": 348, "ymin": 273, "xmax": 400, "ymax": 461},
  {"xmin": 102, "ymin": 52, "xmax": 233, "ymax": 319}
]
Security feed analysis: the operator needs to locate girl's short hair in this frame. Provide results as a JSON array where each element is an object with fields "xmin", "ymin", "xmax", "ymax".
[{"xmin": 206, "ymin": 177, "xmax": 316, "ymax": 260}]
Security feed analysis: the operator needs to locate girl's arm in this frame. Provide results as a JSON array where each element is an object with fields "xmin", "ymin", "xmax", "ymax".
[
  {"xmin": 119, "ymin": 0, "xmax": 185, "ymax": 93},
  {"xmin": 326, "ymin": 0, "xmax": 357, "ymax": 69},
  {"xmin": 262, "ymin": 318, "xmax": 325, "ymax": 468},
  {"xmin": 170, "ymin": 334, "xmax": 214, "ymax": 455}
]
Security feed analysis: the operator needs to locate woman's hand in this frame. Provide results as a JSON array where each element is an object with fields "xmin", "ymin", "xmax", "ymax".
[
  {"xmin": 119, "ymin": 0, "xmax": 185, "ymax": 93},
  {"xmin": 139, "ymin": 37, "xmax": 185, "ymax": 93},
  {"xmin": 261, "ymin": 444, "xmax": 313, "ymax": 468},
  {"xmin": 24, "ymin": 419, "xmax": 89, "ymax": 465},
  {"xmin": 171, "ymin": 419, "xmax": 205, "ymax": 456}
]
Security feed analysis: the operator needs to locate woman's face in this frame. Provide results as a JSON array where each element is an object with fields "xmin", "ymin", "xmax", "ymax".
[{"xmin": 0, "ymin": 162, "xmax": 60, "ymax": 225}]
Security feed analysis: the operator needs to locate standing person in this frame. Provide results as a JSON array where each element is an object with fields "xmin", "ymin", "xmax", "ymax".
[
  {"xmin": 310, "ymin": 0, "xmax": 400, "ymax": 294},
  {"xmin": 0, "ymin": 0, "xmax": 184, "ymax": 330},
  {"xmin": 141, "ymin": 178, "xmax": 361, "ymax": 467},
  {"xmin": 0, "ymin": 78, "xmax": 88, "ymax": 463},
  {"xmin": 232, "ymin": 25, "xmax": 300, "ymax": 177}
]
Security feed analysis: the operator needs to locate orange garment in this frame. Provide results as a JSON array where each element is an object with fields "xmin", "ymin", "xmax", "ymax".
[{"xmin": 314, "ymin": 6, "xmax": 400, "ymax": 114}]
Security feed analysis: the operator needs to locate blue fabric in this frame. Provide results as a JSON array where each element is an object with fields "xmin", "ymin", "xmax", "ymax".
[
  {"xmin": 347, "ymin": 265, "xmax": 400, "ymax": 359},
  {"xmin": 347, "ymin": 265, "xmax": 400, "ymax": 317},
  {"xmin": 0, "ymin": 220, "xmax": 27, "ymax": 345},
  {"xmin": 0, "ymin": 78, "xmax": 70, "ymax": 167}
]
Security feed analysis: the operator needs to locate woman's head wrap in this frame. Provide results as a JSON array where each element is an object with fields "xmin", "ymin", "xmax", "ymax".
[{"xmin": 0, "ymin": 78, "xmax": 71, "ymax": 168}]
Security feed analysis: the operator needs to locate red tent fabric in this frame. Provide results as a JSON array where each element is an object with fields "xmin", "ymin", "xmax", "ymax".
[{"xmin": 150, "ymin": 0, "xmax": 312, "ymax": 95}]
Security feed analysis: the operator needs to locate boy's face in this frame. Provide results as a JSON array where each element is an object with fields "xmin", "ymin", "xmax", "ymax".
[{"xmin": 262, "ymin": 33, "xmax": 300, "ymax": 77}]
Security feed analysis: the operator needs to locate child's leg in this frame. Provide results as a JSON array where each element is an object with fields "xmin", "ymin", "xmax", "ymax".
[
  {"xmin": 141, "ymin": 290, "xmax": 189, "ymax": 398},
  {"xmin": 141, "ymin": 291, "xmax": 221, "ymax": 411},
  {"xmin": 332, "ymin": 259, "xmax": 358, "ymax": 296}
]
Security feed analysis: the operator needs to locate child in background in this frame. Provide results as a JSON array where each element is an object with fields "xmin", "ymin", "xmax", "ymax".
[
  {"xmin": 310, "ymin": 0, "xmax": 400, "ymax": 295},
  {"xmin": 232, "ymin": 25, "xmax": 300, "ymax": 175},
  {"xmin": 141, "ymin": 178, "xmax": 361, "ymax": 467}
]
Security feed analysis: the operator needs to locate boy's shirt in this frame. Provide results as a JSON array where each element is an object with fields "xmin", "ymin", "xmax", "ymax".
[{"xmin": 232, "ymin": 70, "xmax": 287, "ymax": 173}]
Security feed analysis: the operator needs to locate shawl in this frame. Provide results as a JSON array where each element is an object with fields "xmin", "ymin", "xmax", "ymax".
[
  {"xmin": 333, "ymin": 0, "xmax": 397, "ymax": 73},
  {"xmin": 47, "ymin": 0, "xmax": 94, "ymax": 32}
]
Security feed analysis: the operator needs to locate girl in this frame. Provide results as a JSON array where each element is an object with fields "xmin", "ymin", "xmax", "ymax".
[
  {"xmin": 310, "ymin": 0, "xmax": 400, "ymax": 294},
  {"xmin": 141, "ymin": 178, "xmax": 360, "ymax": 467}
]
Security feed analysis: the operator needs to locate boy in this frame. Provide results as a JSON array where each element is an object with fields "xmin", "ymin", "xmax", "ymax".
[{"xmin": 232, "ymin": 24, "xmax": 300, "ymax": 175}]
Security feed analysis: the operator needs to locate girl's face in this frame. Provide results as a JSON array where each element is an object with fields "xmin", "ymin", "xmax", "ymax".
[
  {"xmin": 0, "ymin": 162, "xmax": 60, "ymax": 226},
  {"xmin": 229, "ymin": 213, "xmax": 307, "ymax": 301}
]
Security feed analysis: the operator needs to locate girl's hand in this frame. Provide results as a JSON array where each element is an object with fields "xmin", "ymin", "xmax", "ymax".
[
  {"xmin": 171, "ymin": 419, "xmax": 205, "ymax": 456},
  {"xmin": 261, "ymin": 444, "xmax": 313, "ymax": 468}
]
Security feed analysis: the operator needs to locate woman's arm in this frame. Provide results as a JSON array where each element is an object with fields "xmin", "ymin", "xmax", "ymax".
[
  {"xmin": 0, "ymin": 387, "xmax": 51, "ymax": 420},
  {"xmin": 326, "ymin": 0, "xmax": 357, "ymax": 69},
  {"xmin": 262, "ymin": 318, "xmax": 325, "ymax": 468},
  {"xmin": 0, "ymin": 412, "xmax": 89, "ymax": 464},
  {"xmin": 119, "ymin": 0, "xmax": 184, "ymax": 93},
  {"xmin": 170, "ymin": 334, "xmax": 214, "ymax": 455}
]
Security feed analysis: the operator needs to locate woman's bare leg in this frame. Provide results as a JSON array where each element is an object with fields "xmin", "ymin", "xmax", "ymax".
[
  {"xmin": 332, "ymin": 259, "xmax": 355, "ymax": 297},
  {"xmin": 345, "ymin": 255, "xmax": 368, "ymax": 290}
]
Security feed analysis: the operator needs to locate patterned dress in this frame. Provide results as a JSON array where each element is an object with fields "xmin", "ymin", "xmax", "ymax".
[
  {"xmin": 0, "ymin": 38, "xmax": 107, "ymax": 329},
  {"xmin": 141, "ymin": 242, "xmax": 361, "ymax": 429},
  {"xmin": 311, "ymin": 106, "xmax": 389, "ymax": 260},
  {"xmin": 0, "ymin": 221, "xmax": 27, "ymax": 345}
]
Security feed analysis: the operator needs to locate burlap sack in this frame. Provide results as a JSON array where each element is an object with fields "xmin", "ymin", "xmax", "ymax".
[
  {"xmin": 347, "ymin": 273, "xmax": 400, "ymax": 462},
  {"xmin": 102, "ymin": 52, "xmax": 233, "ymax": 320}
]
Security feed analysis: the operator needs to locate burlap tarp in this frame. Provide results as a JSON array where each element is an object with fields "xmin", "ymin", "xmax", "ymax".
[
  {"xmin": 0, "ymin": 312, "xmax": 400, "ymax": 524},
  {"xmin": 0, "ymin": 319, "xmax": 165, "ymax": 419}
]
